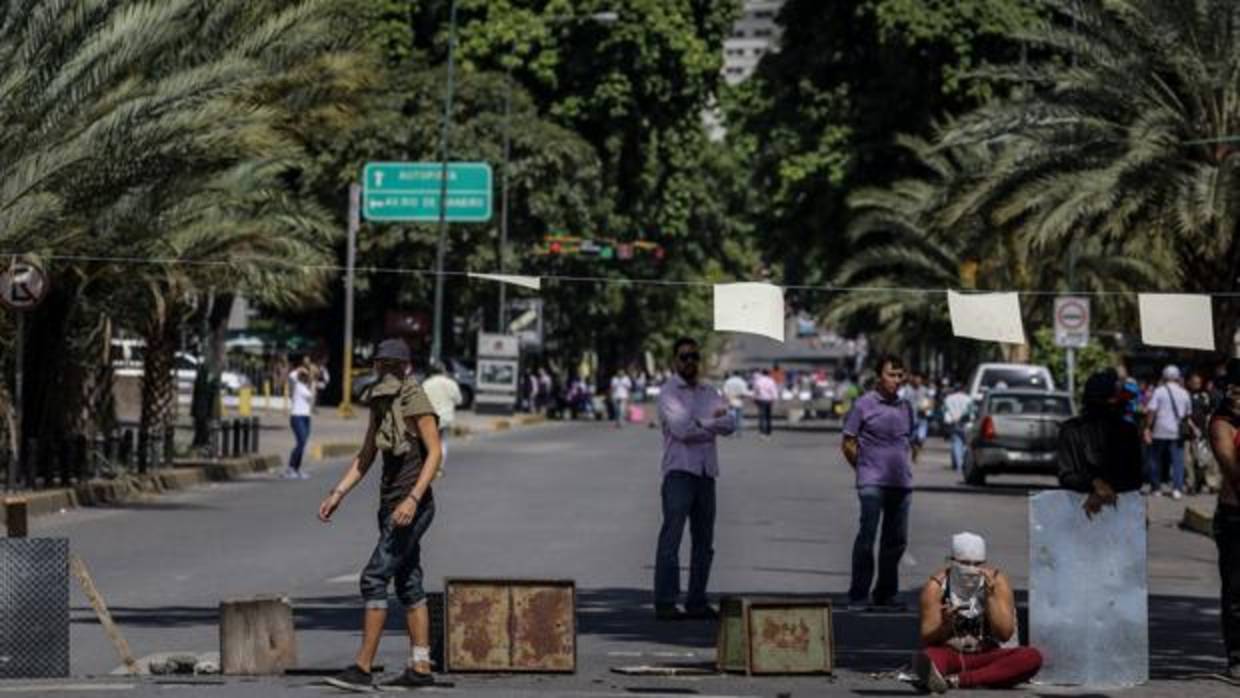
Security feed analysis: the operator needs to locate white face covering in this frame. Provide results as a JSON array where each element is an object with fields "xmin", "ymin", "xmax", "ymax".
[{"xmin": 948, "ymin": 561, "xmax": 986, "ymax": 618}]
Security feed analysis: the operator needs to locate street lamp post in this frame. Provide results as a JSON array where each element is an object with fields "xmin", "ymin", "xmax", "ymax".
[
  {"xmin": 430, "ymin": 0, "xmax": 460, "ymax": 364},
  {"xmin": 495, "ymin": 11, "xmax": 618, "ymax": 334}
]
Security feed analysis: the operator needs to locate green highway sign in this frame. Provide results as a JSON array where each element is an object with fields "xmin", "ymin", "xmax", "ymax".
[{"xmin": 362, "ymin": 162, "xmax": 493, "ymax": 222}]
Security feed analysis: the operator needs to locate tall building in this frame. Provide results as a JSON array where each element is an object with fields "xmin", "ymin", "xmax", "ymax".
[{"xmin": 722, "ymin": 0, "xmax": 784, "ymax": 85}]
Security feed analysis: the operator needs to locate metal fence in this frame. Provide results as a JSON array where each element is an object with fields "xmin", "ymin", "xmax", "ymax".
[{"xmin": 0, "ymin": 417, "xmax": 261, "ymax": 492}]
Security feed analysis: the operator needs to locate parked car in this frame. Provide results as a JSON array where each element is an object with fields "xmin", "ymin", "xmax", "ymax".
[
  {"xmin": 110, "ymin": 340, "xmax": 249, "ymax": 394},
  {"xmin": 963, "ymin": 389, "xmax": 1074, "ymax": 486},
  {"xmin": 967, "ymin": 362, "xmax": 1055, "ymax": 402},
  {"xmin": 350, "ymin": 357, "xmax": 476, "ymax": 410}
]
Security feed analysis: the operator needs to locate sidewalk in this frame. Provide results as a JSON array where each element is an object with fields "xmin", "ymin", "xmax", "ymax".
[
  {"xmin": 249, "ymin": 406, "xmax": 548, "ymax": 463},
  {"xmin": 0, "ymin": 407, "xmax": 547, "ymax": 530}
]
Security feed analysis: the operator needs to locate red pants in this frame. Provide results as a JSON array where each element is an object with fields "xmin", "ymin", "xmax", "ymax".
[{"xmin": 924, "ymin": 646, "xmax": 1043, "ymax": 688}]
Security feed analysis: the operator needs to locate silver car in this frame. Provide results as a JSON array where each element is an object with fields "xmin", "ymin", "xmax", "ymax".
[{"xmin": 963, "ymin": 389, "xmax": 1075, "ymax": 486}]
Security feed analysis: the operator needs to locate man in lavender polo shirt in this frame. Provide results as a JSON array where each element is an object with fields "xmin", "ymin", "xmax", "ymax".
[
  {"xmin": 654, "ymin": 337, "xmax": 735, "ymax": 621},
  {"xmin": 842, "ymin": 354, "xmax": 914, "ymax": 610}
]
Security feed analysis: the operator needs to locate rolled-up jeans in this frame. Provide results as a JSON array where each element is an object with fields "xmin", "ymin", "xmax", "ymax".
[{"xmin": 360, "ymin": 494, "xmax": 435, "ymax": 609}]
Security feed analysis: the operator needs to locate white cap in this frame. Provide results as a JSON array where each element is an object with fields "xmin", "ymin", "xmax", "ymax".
[
  {"xmin": 952, "ymin": 532, "xmax": 986, "ymax": 562},
  {"xmin": 1163, "ymin": 365, "xmax": 1181, "ymax": 382}
]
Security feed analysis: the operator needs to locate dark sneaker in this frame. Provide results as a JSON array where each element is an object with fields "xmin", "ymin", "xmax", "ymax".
[
  {"xmin": 683, "ymin": 605, "xmax": 719, "ymax": 621},
  {"xmin": 655, "ymin": 604, "xmax": 685, "ymax": 621},
  {"xmin": 869, "ymin": 597, "xmax": 908, "ymax": 612},
  {"xmin": 912, "ymin": 651, "xmax": 949, "ymax": 694},
  {"xmin": 325, "ymin": 665, "xmax": 374, "ymax": 692},
  {"xmin": 380, "ymin": 669, "xmax": 435, "ymax": 690}
]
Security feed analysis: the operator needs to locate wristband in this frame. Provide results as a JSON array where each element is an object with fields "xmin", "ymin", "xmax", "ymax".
[{"xmin": 330, "ymin": 488, "xmax": 346, "ymax": 497}]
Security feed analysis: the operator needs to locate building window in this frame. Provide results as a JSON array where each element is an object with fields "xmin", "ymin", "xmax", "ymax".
[{"xmin": 754, "ymin": 28, "xmax": 773, "ymax": 38}]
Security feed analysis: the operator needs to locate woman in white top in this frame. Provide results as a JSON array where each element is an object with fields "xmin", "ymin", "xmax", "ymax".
[{"xmin": 287, "ymin": 368, "xmax": 317, "ymax": 479}]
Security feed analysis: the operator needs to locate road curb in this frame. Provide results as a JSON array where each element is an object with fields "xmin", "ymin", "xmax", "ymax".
[
  {"xmin": 1, "ymin": 454, "xmax": 280, "ymax": 528},
  {"xmin": 306, "ymin": 415, "xmax": 549, "ymax": 461}
]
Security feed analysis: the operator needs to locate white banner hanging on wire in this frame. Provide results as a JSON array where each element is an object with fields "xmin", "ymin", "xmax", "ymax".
[
  {"xmin": 713, "ymin": 282, "xmax": 785, "ymax": 342},
  {"xmin": 468, "ymin": 273, "xmax": 542, "ymax": 290},
  {"xmin": 947, "ymin": 290, "xmax": 1026, "ymax": 345},
  {"xmin": 1138, "ymin": 293, "xmax": 1214, "ymax": 350}
]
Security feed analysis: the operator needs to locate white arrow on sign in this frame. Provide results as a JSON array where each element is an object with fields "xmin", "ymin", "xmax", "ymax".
[{"xmin": 0, "ymin": 260, "xmax": 49, "ymax": 311}]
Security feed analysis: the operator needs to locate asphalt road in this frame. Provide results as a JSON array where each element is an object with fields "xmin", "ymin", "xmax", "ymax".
[{"xmin": 8, "ymin": 417, "xmax": 1238, "ymax": 697}]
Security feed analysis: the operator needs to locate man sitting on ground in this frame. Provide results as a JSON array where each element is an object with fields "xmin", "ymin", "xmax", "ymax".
[{"xmin": 913, "ymin": 532, "xmax": 1042, "ymax": 693}]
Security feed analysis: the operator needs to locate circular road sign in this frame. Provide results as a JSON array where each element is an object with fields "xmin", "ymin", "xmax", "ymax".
[
  {"xmin": 1056, "ymin": 298, "xmax": 1089, "ymax": 330},
  {"xmin": 0, "ymin": 259, "xmax": 50, "ymax": 311}
]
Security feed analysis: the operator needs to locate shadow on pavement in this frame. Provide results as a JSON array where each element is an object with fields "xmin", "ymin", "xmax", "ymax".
[
  {"xmin": 71, "ymin": 590, "xmax": 1228, "ymax": 679},
  {"xmin": 913, "ymin": 483, "xmax": 1058, "ymax": 498}
]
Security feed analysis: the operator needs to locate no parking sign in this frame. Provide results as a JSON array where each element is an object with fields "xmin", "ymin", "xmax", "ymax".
[{"xmin": 1054, "ymin": 296, "xmax": 1090, "ymax": 348}]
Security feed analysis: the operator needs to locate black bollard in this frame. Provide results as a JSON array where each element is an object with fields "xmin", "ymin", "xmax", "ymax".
[
  {"xmin": 250, "ymin": 417, "xmax": 261, "ymax": 454},
  {"xmin": 58, "ymin": 437, "xmax": 73, "ymax": 486},
  {"xmin": 120, "ymin": 429, "xmax": 135, "ymax": 469},
  {"xmin": 241, "ymin": 418, "xmax": 251, "ymax": 455},
  {"xmin": 232, "ymin": 419, "xmax": 242, "ymax": 459},
  {"xmin": 74, "ymin": 435, "xmax": 88, "ymax": 482}
]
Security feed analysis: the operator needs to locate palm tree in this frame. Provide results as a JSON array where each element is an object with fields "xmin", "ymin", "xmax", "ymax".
[
  {"xmin": 939, "ymin": 0, "xmax": 1240, "ymax": 348},
  {"xmin": 0, "ymin": 1, "xmax": 366, "ymax": 482},
  {"xmin": 832, "ymin": 134, "xmax": 1165, "ymax": 366}
]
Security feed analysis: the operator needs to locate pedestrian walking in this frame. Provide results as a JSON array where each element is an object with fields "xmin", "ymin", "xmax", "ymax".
[
  {"xmin": 1056, "ymin": 370, "xmax": 1144, "ymax": 517},
  {"xmin": 912, "ymin": 532, "xmax": 1043, "ymax": 693},
  {"xmin": 722, "ymin": 372, "xmax": 749, "ymax": 438},
  {"xmin": 1144, "ymin": 365, "xmax": 1192, "ymax": 499},
  {"xmin": 653, "ymin": 337, "xmax": 735, "ymax": 621},
  {"xmin": 318, "ymin": 338, "xmax": 443, "ymax": 691},
  {"xmin": 422, "ymin": 361, "xmax": 462, "ymax": 473},
  {"xmin": 842, "ymin": 354, "xmax": 914, "ymax": 611},
  {"xmin": 904, "ymin": 374, "xmax": 933, "ymax": 463},
  {"xmin": 942, "ymin": 384, "xmax": 971, "ymax": 472},
  {"xmin": 285, "ymin": 367, "xmax": 322, "ymax": 479},
  {"xmin": 610, "ymin": 370, "xmax": 633, "ymax": 428},
  {"xmin": 752, "ymin": 369, "xmax": 778, "ymax": 439},
  {"xmin": 1188, "ymin": 372, "xmax": 1221, "ymax": 493},
  {"xmin": 1207, "ymin": 359, "xmax": 1240, "ymax": 681}
]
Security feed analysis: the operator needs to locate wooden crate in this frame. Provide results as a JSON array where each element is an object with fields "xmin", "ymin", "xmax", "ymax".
[
  {"xmin": 444, "ymin": 578, "xmax": 576, "ymax": 673},
  {"xmin": 717, "ymin": 597, "xmax": 834, "ymax": 675}
]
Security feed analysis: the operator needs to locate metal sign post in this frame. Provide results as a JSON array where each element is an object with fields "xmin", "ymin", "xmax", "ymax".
[
  {"xmin": 339, "ymin": 183, "xmax": 360, "ymax": 419},
  {"xmin": 1054, "ymin": 296, "xmax": 1090, "ymax": 397},
  {"xmin": 1, "ymin": 259, "xmax": 50, "ymax": 490}
]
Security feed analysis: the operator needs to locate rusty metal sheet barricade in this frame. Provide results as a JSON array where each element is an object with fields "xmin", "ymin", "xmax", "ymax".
[
  {"xmin": 717, "ymin": 597, "xmax": 834, "ymax": 675},
  {"xmin": 444, "ymin": 578, "xmax": 575, "ymax": 673},
  {"xmin": 0, "ymin": 538, "xmax": 69, "ymax": 678}
]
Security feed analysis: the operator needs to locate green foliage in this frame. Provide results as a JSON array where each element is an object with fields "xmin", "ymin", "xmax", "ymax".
[
  {"xmin": 1030, "ymin": 328, "xmax": 1116, "ymax": 401},
  {"xmin": 938, "ymin": 0, "xmax": 1240, "ymax": 347}
]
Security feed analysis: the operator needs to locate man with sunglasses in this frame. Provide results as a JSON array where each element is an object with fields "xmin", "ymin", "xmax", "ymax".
[{"xmin": 653, "ymin": 337, "xmax": 735, "ymax": 620}]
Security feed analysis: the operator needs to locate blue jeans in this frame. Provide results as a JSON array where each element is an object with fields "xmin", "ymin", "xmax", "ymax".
[
  {"xmin": 756, "ymin": 401, "xmax": 773, "ymax": 436},
  {"xmin": 730, "ymin": 406, "xmax": 744, "ymax": 436},
  {"xmin": 950, "ymin": 427, "xmax": 967, "ymax": 472},
  {"xmin": 360, "ymin": 495, "xmax": 436, "ymax": 609},
  {"xmin": 849, "ymin": 486, "xmax": 911, "ymax": 603},
  {"xmin": 288, "ymin": 416, "xmax": 311, "ymax": 472},
  {"xmin": 1147, "ymin": 438, "xmax": 1185, "ymax": 491},
  {"xmin": 654, "ymin": 472, "xmax": 715, "ymax": 610},
  {"xmin": 914, "ymin": 418, "xmax": 930, "ymax": 445}
]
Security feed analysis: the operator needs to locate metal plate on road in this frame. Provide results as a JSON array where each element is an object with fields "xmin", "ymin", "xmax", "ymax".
[
  {"xmin": 0, "ymin": 259, "xmax": 49, "ymax": 311},
  {"xmin": 1054, "ymin": 296, "xmax": 1090, "ymax": 348},
  {"xmin": 362, "ymin": 162, "xmax": 492, "ymax": 222},
  {"xmin": 445, "ymin": 578, "xmax": 575, "ymax": 673},
  {"xmin": 0, "ymin": 539, "xmax": 69, "ymax": 678}
]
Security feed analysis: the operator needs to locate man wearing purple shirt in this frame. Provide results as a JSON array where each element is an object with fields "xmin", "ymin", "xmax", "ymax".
[
  {"xmin": 654, "ymin": 337, "xmax": 735, "ymax": 621},
  {"xmin": 842, "ymin": 354, "xmax": 914, "ymax": 610}
]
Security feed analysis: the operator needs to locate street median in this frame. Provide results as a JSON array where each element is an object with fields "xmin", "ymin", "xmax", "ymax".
[
  {"xmin": 306, "ymin": 414, "xmax": 549, "ymax": 462},
  {"xmin": 1, "ymin": 454, "xmax": 280, "ymax": 528}
]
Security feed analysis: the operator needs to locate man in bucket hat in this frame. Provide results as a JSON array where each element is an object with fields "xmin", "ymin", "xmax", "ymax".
[{"xmin": 319, "ymin": 338, "xmax": 443, "ymax": 690}]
